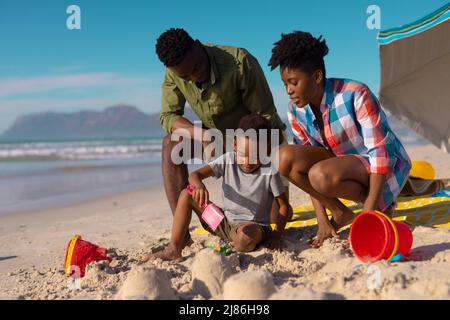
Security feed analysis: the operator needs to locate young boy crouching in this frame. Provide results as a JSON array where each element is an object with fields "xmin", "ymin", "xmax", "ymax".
[{"xmin": 145, "ymin": 114, "xmax": 292, "ymax": 261}]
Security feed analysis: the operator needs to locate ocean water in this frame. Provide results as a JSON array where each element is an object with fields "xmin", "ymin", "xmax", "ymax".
[
  {"xmin": 0, "ymin": 119, "xmax": 428, "ymax": 216},
  {"xmin": 0, "ymin": 138, "xmax": 165, "ymax": 216}
]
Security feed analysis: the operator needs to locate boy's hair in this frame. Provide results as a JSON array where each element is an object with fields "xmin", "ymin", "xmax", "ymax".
[
  {"xmin": 237, "ymin": 114, "xmax": 272, "ymax": 145},
  {"xmin": 155, "ymin": 28, "xmax": 195, "ymax": 67},
  {"xmin": 268, "ymin": 31, "xmax": 329, "ymax": 77}
]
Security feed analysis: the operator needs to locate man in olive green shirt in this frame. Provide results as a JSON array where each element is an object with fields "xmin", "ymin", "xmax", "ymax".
[{"xmin": 155, "ymin": 28, "xmax": 286, "ymax": 246}]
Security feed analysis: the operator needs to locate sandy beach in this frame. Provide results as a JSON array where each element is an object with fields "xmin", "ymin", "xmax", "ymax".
[{"xmin": 0, "ymin": 143, "xmax": 449, "ymax": 300}]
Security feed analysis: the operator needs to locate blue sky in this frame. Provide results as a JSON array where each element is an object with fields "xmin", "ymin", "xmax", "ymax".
[{"xmin": 0, "ymin": 0, "xmax": 447, "ymax": 132}]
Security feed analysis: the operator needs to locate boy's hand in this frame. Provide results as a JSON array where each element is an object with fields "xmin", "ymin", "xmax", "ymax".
[
  {"xmin": 266, "ymin": 232, "xmax": 283, "ymax": 251},
  {"xmin": 193, "ymin": 183, "xmax": 209, "ymax": 207}
]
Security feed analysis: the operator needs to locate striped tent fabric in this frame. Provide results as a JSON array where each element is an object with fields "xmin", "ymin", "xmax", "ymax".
[{"xmin": 378, "ymin": 3, "xmax": 450, "ymax": 153}]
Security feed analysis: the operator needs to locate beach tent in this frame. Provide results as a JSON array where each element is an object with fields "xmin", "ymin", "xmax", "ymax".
[{"xmin": 378, "ymin": 3, "xmax": 450, "ymax": 153}]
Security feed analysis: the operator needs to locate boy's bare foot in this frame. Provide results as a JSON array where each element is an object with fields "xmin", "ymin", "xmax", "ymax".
[
  {"xmin": 330, "ymin": 207, "xmax": 354, "ymax": 231},
  {"xmin": 184, "ymin": 233, "xmax": 194, "ymax": 247},
  {"xmin": 143, "ymin": 246, "xmax": 182, "ymax": 262},
  {"xmin": 310, "ymin": 222, "xmax": 339, "ymax": 248},
  {"xmin": 151, "ymin": 234, "xmax": 192, "ymax": 254}
]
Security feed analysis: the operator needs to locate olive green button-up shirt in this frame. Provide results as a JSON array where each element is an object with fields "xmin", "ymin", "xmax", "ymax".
[{"xmin": 160, "ymin": 44, "xmax": 286, "ymax": 136}]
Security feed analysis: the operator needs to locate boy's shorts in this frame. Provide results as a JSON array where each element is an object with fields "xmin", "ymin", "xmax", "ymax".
[{"xmin": 194, "ymin": 208, "xmax": 272, "ymax": 243}]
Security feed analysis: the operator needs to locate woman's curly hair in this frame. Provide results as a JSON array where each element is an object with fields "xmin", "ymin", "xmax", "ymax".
[
  {"xmin": 155, "ymin": 28, "xmax": 195, "ymax": 67},
  {"xmin": 268, "ymin": 31, "xmax": 329, "ymax": 76}
]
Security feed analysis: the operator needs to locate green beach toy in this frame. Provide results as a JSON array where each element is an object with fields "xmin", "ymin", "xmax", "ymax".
[{"xmin": 207, "ymin": 244, "xmax": 232, "ymax": 256}]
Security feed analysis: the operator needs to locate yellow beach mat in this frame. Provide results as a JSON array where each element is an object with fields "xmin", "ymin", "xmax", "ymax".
[
  {"xmin": 284, "ymin": 191, "xmax": 450, "ymax": 230},
  {"xmin": 193, "ymin": 187, "xmax": 450, "ymax": 236}
]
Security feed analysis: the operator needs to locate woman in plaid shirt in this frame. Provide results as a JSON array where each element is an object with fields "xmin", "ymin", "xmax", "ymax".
[{"xmin": 269, "ymin": 31, "xmax": 411, "ymax": 247}]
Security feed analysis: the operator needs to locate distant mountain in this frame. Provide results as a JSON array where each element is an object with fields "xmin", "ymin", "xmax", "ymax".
[
  {"xmin": 1, "ymin": 103, "xmax": 424, "ymax": 145},
  {"xmin": 0, "ymin": 104, "xmax": 198, "ymax": 141}
]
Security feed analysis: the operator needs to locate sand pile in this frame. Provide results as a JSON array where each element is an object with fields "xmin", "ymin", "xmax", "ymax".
[
  {"xmin": 223, "ymin": 270, "xmax": 275, "ymax": 299},
  {"xmin": 191, "ymin": 249, "xmax": 235, "ymax": 299},
  {"xmin": 115, "ymin": 265, "xmax": 176, "ymax": 300}
]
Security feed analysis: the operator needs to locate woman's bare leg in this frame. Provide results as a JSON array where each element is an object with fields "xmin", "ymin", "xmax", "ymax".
[
  {"xmin": 308, "ymin": 155, "xmax": 370, "ymax": 228},
  {"xmin": 278, "ymin": 145, "xmax": 371, "ymax": 245},
  {"xmin": 278, "ymin": 145, "xmax": 354, "ymax": 216}
]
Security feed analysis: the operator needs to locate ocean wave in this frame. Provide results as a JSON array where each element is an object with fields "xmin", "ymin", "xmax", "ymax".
[{"xmin": 0, "ymin": 139, "xmax": 163, "ymax": 161}]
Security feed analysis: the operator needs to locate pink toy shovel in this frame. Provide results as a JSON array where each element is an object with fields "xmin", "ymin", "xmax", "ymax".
[{"xmin": 186, "ymin": 184, "xmax": 224, "ymax": 231}]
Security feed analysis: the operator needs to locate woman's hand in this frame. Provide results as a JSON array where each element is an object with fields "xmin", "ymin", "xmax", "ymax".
[
  {"xmin": 310, "ymin": 221, "xmax": 339, "ymax": 248},
  {"xmin": 362, "ymin": 202, "xmax": 375, "ymax": 212},
  {"xmin": 192, "ymin": 183, "xmax": 209, "ymax": 207},
  {"xmin": 363, "ymin": 173, "xmax": 387, "ymax": 212}
]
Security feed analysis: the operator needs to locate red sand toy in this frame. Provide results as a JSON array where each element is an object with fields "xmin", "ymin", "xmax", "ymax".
[
  {"xmin": 186, "ymin": 184, "xmax": 224, "ymax": 231},
  {"xmin": 64, "ymin": 235, "xmax": 111, "ymax": 278},
  {"xmin": 349, "ymin": 210, "xmax": 413, "ymax": 263}
]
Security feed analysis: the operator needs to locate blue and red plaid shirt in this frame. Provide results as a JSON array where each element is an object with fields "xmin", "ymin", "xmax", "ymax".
[{"xmin": 287, "ymin": 78, "xmax": 411, "ymax": 211}]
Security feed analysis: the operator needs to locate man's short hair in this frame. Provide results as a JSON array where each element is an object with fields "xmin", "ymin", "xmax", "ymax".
[{"xmin": 155, "ymin": 28, "xmax": 195, "ymax": 67}]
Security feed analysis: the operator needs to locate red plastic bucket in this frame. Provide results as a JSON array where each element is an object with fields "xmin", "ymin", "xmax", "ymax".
[
  {"xmin": 349, "ymin": 211, "xmax": 413, "ymax": 263},
  {"xmin": 64, "ymin": 235, "xmax": 111, "ymax": 278}
]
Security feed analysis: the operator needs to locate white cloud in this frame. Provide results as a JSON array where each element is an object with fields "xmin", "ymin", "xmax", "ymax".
[{"xmin": 0, "ymin": 73, "xmax": 153, "ymax": 98}]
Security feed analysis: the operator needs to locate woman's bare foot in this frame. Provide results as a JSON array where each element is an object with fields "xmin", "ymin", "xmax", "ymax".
[
  {"xmin": 310, "ymin": 221, "xmax": 339, "ymax": 248},
  {"xmin": 330, "ymin": 207, "xmax": 354, "ymax": 231},
  {"xmin": 143, "ymin": 245, "xmax": 182, "ymax": 262}
]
